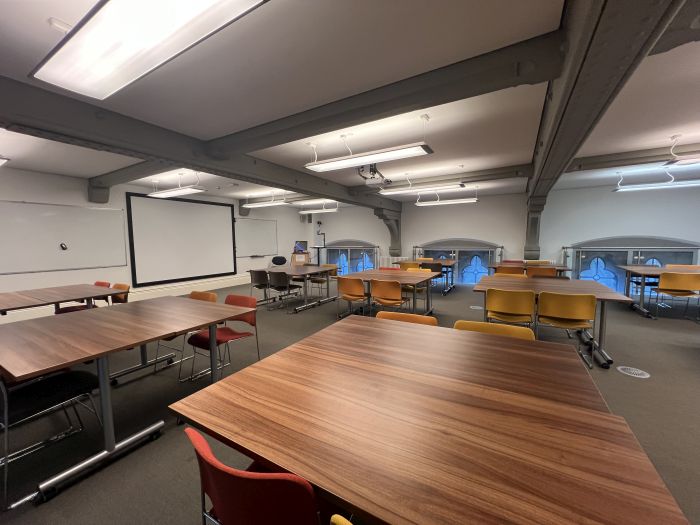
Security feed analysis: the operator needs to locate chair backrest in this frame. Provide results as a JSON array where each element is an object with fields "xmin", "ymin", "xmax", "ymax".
[
  {"xmin": 538, "ymin": 292, "xmax": 596, "ymax": 321},
  {"xmin": 337, "ymin": 277, "xmax": 365, "ymax": 298},
  {"xmin": 406, "ymin": 268, "xmax": 431, "ymax": 273},
  {"xmin": 379, "ymin": 266, "xmax": 400, "ymax": 271},
  {"xmin": 184, "ymin": 428, "xmax": 318, "ymax": 525},
  {"xmin": 502, "ymin": 259, "xmax": 524, "ymax": 263},
  {"xmin": 658, "ymin": 272, "xmax": 700, "ymax": 291},
  {"xmin": 526, "ymin": 260, "xmax": 552, "ymax": 265},
  {"xmin": 321, "ymin": 263, "xmax": 338, "ymax": 276},
  {"xmin": 495, "ymin": 266, "xmax": 525, "ymax": 275},
  {"xmin": 493, "ymin": 273, "xmax": 527, "ymax": 278},
  {"xmin": 94, "ymin": 281, "xmax": 111, "ymax": 287},
  {"xmin": 111, "ymin": 283, "xmax": 130, "ymax": 303},
  {"xmin": 416, "ymin": 257, "xmax": 433, "ymax": 262},
  {"xmin": 268, "ymin": 271, "xmax": 290, "ymax": 287},
  {"xmin": 421, "ymin": 262, "xmax": 443, "ymax": 273},
  {"xmin": 370, "ymin": 280, "xmax": 402, "ymax": 301},
  {"xmin": 485, "ymin": 288, "xmax": 535, "ymax": 316},
  {"xmin": 526, "ymin": 267, "xmax": 557, "ymax": 277},
  {"xmin": 453, "ymin": 320, "xmax": 535, "ymax": 341},
  {"xmin": 225, "ymin": 294, "xmax": 257, "ymax": 326},
  {"xmin": 399, "ymin": 261, "xmax": 420, "ymax": 271},
  {"xmin": 376, "ymin": 311, "xmax": 438, "ymax": 326},
  {"xmin": 665, "ymin": 264, "xmax": 700, "ymax": 270},
  {"xmin": 331, "ymin": 515, "xmax": 353, "ymax": 525},
  {"xmin": 250, "ymin": 270, "xmax": 269, "ymax": 286},
  {"xmin": 189, "ymin": 291, "xmax": 217, "ymax": 302},
  {"xmin": 271, "ymin": 256, "xmax": 287, "ymax": 266}
]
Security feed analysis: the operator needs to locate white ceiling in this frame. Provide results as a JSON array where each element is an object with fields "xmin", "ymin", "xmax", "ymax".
[
  {"xmin": 252, "ymin": 83, "xmax": 548, "ymax": 187},
  {"xmin": 578, "ymin": 41, "xmax": 700, "ymax": 157},
  {"xmin": 0, "ymin": 0, "xmax": 563, "ymax": 140},
  {"xmin": 0, "ymin": 128, "xmax": 139, "ymax": 176}
]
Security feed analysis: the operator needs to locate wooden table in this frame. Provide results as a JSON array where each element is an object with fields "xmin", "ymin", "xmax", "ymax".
[
  {"xmin": 343, "ymin": 269, "xmax": 441, "ymax": 314},
  {"xmin": 171, "ymin": 316, "xmax": 687, "ymax": 525},
  {"xmin": 0, "ymin": 284, "xmax": 125, "ymax": 315},
  {"xmin": 265, "ymin": 264, "xmax": 336, "ymax": 313},
  {"xmin": 0, "ymin": 296, "xmax": 253, "ymax": 505},
  {"xmin": 488, "ymin": 262, "xmax": 571, "ymax": 275},
  {"xmin": 474, "ymin": 276, "xmax": 632, "ymax": 368},
  {"xmin": 617, "ymin": 265, "xmax": 700, "ymax": 317},
  {"xmin": 393, "ymin": 259, "xmax": 457, "ymax": 295}
]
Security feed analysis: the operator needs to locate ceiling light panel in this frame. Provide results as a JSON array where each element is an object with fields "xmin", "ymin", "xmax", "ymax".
[
  {"xmin": 415, "ymin": 197, "xmax": 478, "ymax": 207},
  {"xmin": 379, "ymin": 183, "xmax": 464, "ymax": 196},
  {"xmin": 613, "ymin": 179, "xmax": 700, "ymax": 192},
  {"xmin": 298, "ymin": 208, "xmax": 338, "ymax": 215},
  {"xmin": 33, "ymin": 0, "xmax": 265, "ymax": 99},
  {"xmin": 305, "ymin": 143, "xmax": 432, "ymax": 172},
  {"xmin": 148, "ymin": 185, "xmax": 206, "ymax": 198},
  {"xmin": 241, "ymin": 201, "xmax": 288, "ymax": 208}
]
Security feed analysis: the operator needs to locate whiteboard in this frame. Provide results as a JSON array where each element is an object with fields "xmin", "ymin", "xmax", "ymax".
[
  {"xmin": 0, "ymin": 201, "xmax": 127, "ymax": 275},
  {"xmin": 127, "ymin": 194, "xmax": 236, "ymax": 286},
  {"xmin": 235, "ymin": 218, "xmax": 278, "ymax": 257}
]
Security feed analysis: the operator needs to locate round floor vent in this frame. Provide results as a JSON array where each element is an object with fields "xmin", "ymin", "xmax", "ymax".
[
  {"xmin": 616, "ymin": 366, "xmax": 650, "ymax": 379},
  {"xmin": 469, "ymin": 305, "xmax": 484, "ymax": 310}
]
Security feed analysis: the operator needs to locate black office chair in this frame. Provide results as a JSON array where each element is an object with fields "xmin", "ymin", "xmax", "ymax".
[
  {"xmin": 1, "ymin": 370, "xmax": 101, "ymax": 507},
  {"xmin": 421, "ymin": 261, "xmax": 446, "ymax": 288},
  {"xmin": 267, "ymin": 271, "xmax": 301, "ymax": 310},
  {"xmin": 249, "ymin": 270, "xmax": 270, "ymax": 302},
  {"xmin": 271, "ymin": 256, "xmax": 287, "ymax": 266}
]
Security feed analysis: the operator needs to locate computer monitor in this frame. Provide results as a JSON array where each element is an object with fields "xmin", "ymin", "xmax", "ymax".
[{"xmin": 293, "ymin": 240, "xmax": 308, "ymax": 253}]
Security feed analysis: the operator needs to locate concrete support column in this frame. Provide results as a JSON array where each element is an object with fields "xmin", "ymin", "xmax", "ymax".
[
  {"xmin": 524, "ymin": 196, "xmax": 546, "ymax": 260},
  {"xmin": 374, "ymin": 208, "xmax": 402, "ymax": 257}
]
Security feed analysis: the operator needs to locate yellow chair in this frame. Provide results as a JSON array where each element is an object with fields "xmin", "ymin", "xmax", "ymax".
[
  {"xmin": 485, "ymin": 288, "xmax": 535, "ymax": 326},
  {"xmin": 337, "ymin": 276, "xmax": 367, "ymax": 318},
  {"xmin": 416, "ymin": 257, "xmax": 433, "ymax": 262},
  {"xmin": 111, "ymin": 283, "xmax": 131, "ymax": 304},
  {"xmin": 665, "ymin": 264, "xmax": 700, "ymax": 270},
  {"xmin": 537, "ymin": 292, "xmax": 596, "ymax": 366},
  {"xmin": 399, "ymin": 261, "xmax": 420, "ymax": 271},
  {"xmin": 525, "ymin": 259, "xmax": 552, "ymax": 265},
  {"xmin": 494, "ymin": 265, "xmax": 525, "ymax": 275},
  {"xmin": 493, "ymin": 273, "xmax": 527, "ymax": 278},
  {"xmin": 453, "ymin": 320, "xmax": 535, "ymax": 341},
  {"xmin": 370, "ymin": 279, "xmax": 409, "ymax": 316},
  {"xmin": 652, "ymin": 272, "xmax": 700, "ymax": 319},
  {"xmin": 376, "ymin": 311, "xmax": 438, "ymax": 326},
  {"xmin": 526, "ymin": 267, "xmax": 557, "ymax": 278},
  {"xmin": 403, "ymin": 267, "xmax": 430, "ymax": 307},
  {"xmin": 331, "ymin": 516, "xmax": 352, "ymax": 525}
]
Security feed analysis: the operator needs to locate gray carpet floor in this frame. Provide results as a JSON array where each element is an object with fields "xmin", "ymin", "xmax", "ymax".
[{"xmin": 3, "ymin": 283, "xmax": 700, "ymax": 524}]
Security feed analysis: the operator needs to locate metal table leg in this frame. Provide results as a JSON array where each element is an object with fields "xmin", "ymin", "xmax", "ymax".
[
  {"xmin": 586, "ymin": 301, "xmax": 613, "ymax": 367},
  {"xmin": 631, "ymin": 275, "xmax": 652, "ymax": 317},
  {"xmin": 317, "ymin": 270, "xmax": 337, "ymax": 307},
  {"xmin": 109, "ymin": 343, "xmax": 176, "ymax": 383},
  {"xmin": 208, "ymin": 324, "xmax": 218, "ymax": 384},
  {"xmin": 412, "ymin": 287, "xmax": 417, "ymax": 314},
  {"xmin": 426, "ymin": 283, "xmax": 433, "ymax": 315}
]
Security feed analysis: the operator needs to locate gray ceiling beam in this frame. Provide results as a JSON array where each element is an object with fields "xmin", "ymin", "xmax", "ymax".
[
  {"xmin": 0, "ymin": 76, "xmax": 400, "ymax": 211},
  {"xmin": 529, "ymin": 0, "xmax": 687, "ymax": 200},
  {"xmin": 650, "ymin": 0, "xmax": 700, "ymax": 55},
  {"xmin": 204, "ymin": 31, "xmax": 565, "ymax": 158},
  {"xmin": 568, "ymin": 142, "xmax": 700, "ymax": 172},
  {"xmin": 92, "ymin": 160, "xmax": 174, "ymax": 187}
]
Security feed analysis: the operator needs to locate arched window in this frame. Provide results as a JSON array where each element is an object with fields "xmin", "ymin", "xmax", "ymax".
[
  {"xmin": 579, "ymin": 257, "xmax": 618, "ymax": 290},
  {"xmin": 325, "ymin": 240, "xmax": 377, "ymax": 275},
  {"xmin": 461, "ymin": 255, "xmax": 489, "ymax": 284},
  {"xmin": 420, "ymin": 238, "xmax": 500, "ymax": 285}
]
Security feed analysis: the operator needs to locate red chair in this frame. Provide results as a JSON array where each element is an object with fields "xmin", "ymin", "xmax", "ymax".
[
  {"xmin": 185, "ymin": 428, "xmax": 318, "ymax": 525},
  {"xmin": 55, "ymin": 281, "xmax": 111, "ymax": 314},
  {"xmin": 224, "ymin": 294, "xmax": 260, "ymax": 361}
]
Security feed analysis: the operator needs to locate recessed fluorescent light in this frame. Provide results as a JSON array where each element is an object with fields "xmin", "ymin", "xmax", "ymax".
[
  {"xmin": 613, "ymin": 179, "xmax": 700, "ymax": 192},
  {"xmin": 148, "ymin": 185, "xmax": 206, "ymax": 198},
  {"xmin": 0, "ymin": 157, "xmax": 9, "ymax": 167},
  {"xmin": 241, "ymin": 200, "xmax": 288, "ymax": 208},
  {"xmin": 379, "ymin": 183, "xmax": 463, "ymax": 196},
  {"xmin": 305, "ymin": 142, "xmax": 433, "ymax": 172},
  {"xmin": 415, "ymin": 197, "xmax": 478, "ymax": 207},
  {"xmin": 32, "ymin": 0, "xmax": 266, "ymax": 99}
]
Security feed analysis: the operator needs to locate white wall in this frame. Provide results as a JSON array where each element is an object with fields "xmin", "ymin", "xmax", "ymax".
[
  {"xmin": 313, "ymin": 206, "xmax": 390, "ymax": 256},
  {"xmin": 401, "ymin": 193, "xmax": 527, "ymax": 258},
  {"xmin": 540, "ymin": 186, "xmax": 700, "ymax": 261},
  {"xmin": 0, "ymin": 168, "xmax": 310, "ymax": 321}
]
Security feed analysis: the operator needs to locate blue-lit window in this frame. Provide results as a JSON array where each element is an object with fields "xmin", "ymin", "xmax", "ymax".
[
  {"xmin": 460, "ymin": 255, "xmax": 489, "ymax": 284},
  {"xmin": 579, "ymin": 257, "xmax": 618, "ymax": 291}
]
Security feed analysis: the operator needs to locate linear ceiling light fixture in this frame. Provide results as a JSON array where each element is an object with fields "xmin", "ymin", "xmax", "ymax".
[
  {"xmin": 304, "ymin": 142, "xmax": 433, "ymax": 172},
  {"xmin": 241, "ymin": 193, "xmax": 288, "ymax": 208},
  {"xmin": 148, "ymin": 171, "xmax": 206, "ymax": 198},
  {"xmin": 298, "ymin": 201, "xmax": 340, "ymax": 215},
  {"xmin": 613, "ymin": 170, "xmax": 700, "ymax": 192},
  {"xmin": 664, "ymin": 134, "xmax": 700, "ymax": 166},
  {"xmin": 379, "ymin": 182, "xmax": 463, "ymax": 196},
  {"xmin": 32, "ymin": 0, "xmax": 266, "ymax": 99},
  {"xmin": 415, "ymin": 186, "xmax": 478, "ymax": 207}
]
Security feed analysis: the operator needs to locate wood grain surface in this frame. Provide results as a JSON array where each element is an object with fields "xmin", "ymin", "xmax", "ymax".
[
  {"xmin": 0, "ymin": 296, "xmax": 254, "ymax": 382},
  {"xmin": 0, "ymin": 284, "xmax": 125, "ymax": 313},
  {"xmin": 474, "ymin": 275, "xmax": 632, "ymax": 303},
  {"xmin": 344, "ymin": 269, "xmax": 441, "ymax": 286},
  {"xmin": 618, "ymin": 265, "xmax": 700, "ymax": 277},
  {"xmin": 171, "ymin": 316, "xmax": 685, "ymax": 524}
]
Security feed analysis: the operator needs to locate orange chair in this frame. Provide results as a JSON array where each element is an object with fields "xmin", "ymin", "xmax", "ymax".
[
  {"xmin": 376, "ymin": 311, "xmax": 438, "ymax": 326},
  {"xmin": 485, "ymin": 288, "xmax": 536, "ymax": 326},
  {"xmin": 526, "ymin": 267, "xmax": 557, "ymax": 278},
  {"xmin": 416, "ymin": 257, "xmax": 433, "ymax": 262},
  {"xmin": 399, "ymin": 261, "xmax": 420, "ymax": 271},
  {"xmin": 493, "ymin": 273, "xmax": 527, "ymax": 278},
  {"xmin": 185, "ymin": 428, "xmax": 319, "ymax": 525},
  {"xmin": 337, "ymin": 276, "xmax": 367, "ymax": 318},
  {"xmin": 453, "ymin": 320, "xmax": 535, "ymax": 341},
  {"xmin": 494, "ymin": 266, "xmax": 525, "ymax": 275},
  {"xmin": 370, "ymin": 280, "xmax": 409, "ymax": 316},
  {"xmin": 652, "ymin": 272, "xmax": 700, "ymax": 319},
  {"xmin": 110, "ymin": 283, "xmax": 130, "ymax": 304},
  {"xmin": 55, "ymin": 281, "xmax": 111, "ymax": 314}
]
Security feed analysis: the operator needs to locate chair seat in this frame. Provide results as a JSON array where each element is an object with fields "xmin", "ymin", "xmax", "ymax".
[
  {"xmin": 5, "ymin": 371, "xmax": 99, "ymax": 425},
  {"xmin": 373, "ymin": 297, "xmax": 406, "ymax": 307},
  {"xmin": 310, "ymin": 277, "xmax": 328, "ymax": 284},
  {"xmin": 271, "ymin": 284, "xmax": 302, "ymax": 292},
  {"xmin": 538, "ymin": 315, "xmax": 592, "ymax": 330},
  {"xmin": 252, "ymin": 284, "xmax": 268, "ymax": 290},
  {"xmin": 55, "ymin": 304, "xmax": 90, "ymax": 314},
  {"xmin": 487, "ymin": 311, "xmax": 532, "ymax": 324},
  {"xmin": 402, "ymin": 285, "xmax": 426, "ymax": 293},
  {"xmin": 188, "ymin": 327, "xmax": 254, "ymax": 349},
  {"xmin": 652, "ymin": 288, "xmax": 700, "ymax": 297},
  {"xmin": 341, "ymin": 293, "xmax": 366, "ymax": 302},
  {"xmin": 291, "ymin": 276, "xmax": 305, "ymax": 281}
]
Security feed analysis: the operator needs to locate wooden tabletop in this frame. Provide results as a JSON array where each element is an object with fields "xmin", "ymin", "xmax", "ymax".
[
  {"xmin": 0, "ymin": 296, "xmax": 254, "ymax": 382},
  {"xmin": 264, "ymin": 265, "xmax": 332, "ymax": 276},
  {"xmin": 618, "ymin": 265, "xmax": 700, "ymax": 277},
  {"xmin": 0, "ymin": 284, "xmax": 125, "ymax": 313},
  {"xmin": 393, "ymin": 259, "xmax": 457, "ymax": 266},
  {"xmin": 343, "ymin": 269, "xmax": 441, "ymax": 286},
  {"xmin": 474, "ymin": 275, "xmax": 632, "ymax": 303},
  {"xmin": 171, "ymin": 316, "xmax": 686, "ymax": 524}
]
